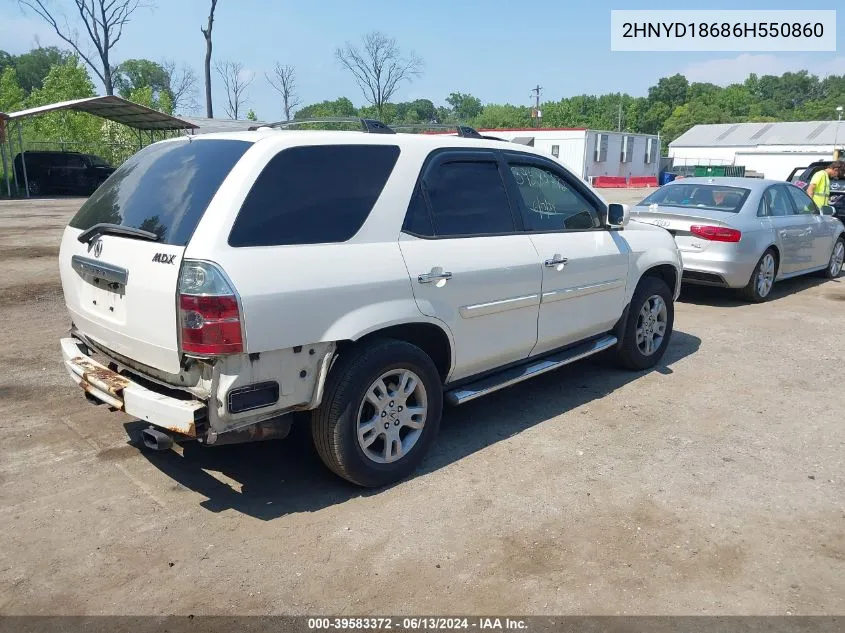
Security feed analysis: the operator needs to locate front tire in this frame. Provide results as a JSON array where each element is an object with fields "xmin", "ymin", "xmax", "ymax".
[
  {"xmin": 615, "ymin": 276, "xmax": 674, "ymax": 370},
  {"xmin": 741, "ymin": 249, "xmax": 777, "ymax": 303},
  {"xmin": 311, "ymin": 339, "xmax": 443, "ymax": 488},
  {"xmin": 819, "ymin": 237, "xmax": 844, "ymax": 279}
]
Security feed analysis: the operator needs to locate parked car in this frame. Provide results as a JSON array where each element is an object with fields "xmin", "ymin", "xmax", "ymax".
[
  {"xmin": 787, "ymin": 161, "xmax": 845, "ymax": 225},
  {"xmin": 13, "ymin": 151, "xmax": 115, "ymax": 196},
  {"xmin": 632, "ymin": 177, "xmax": 845, "ymax": 302},
  {"xmin": 58, "ymin": 126, "xmax": 682, "ymax": 487}
]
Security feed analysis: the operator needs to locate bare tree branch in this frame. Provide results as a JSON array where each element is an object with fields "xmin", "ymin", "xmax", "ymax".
[
  {"xmin": 265, "ymin": 63, "xmax": 301, "ymax": 121},
  {"xmin": 18, "ymin": 0, "xmax": 145, "ymax": 95},
  {"xmin": 335, "ymin": 31, "xmax": 423, "ymax": 118},
  {"xmin": 200, "ymin": 0, "xmax": 217, "ymax": 117},
  {"xmin": 215, "ymin": 59, "xmax": 252, "ymax": 119},
  {"xmin": 162, "ymin": 60, "xmax": 199, "ymax": 114}
]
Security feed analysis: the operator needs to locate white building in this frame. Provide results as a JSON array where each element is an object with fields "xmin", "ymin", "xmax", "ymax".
[
  {"xmin": 669, "ymin": 121, "xmax": 845, "ymax": 181},
  {"xmin": 480, "ymin": 128, "xmax": 660, "ymax": 183}
]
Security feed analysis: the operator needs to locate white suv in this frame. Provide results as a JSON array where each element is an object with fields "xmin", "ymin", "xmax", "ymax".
[{"xmin": 59, "ymin": 122, "xmax": 682, "ymax": 487}]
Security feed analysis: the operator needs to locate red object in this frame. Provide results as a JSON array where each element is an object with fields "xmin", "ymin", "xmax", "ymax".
[
  {"xmin": 629, "ymin": 176, "xmax": 658, "ymax": 187},
  {"xmin": 593, "ymin": 176, "xmax": 628, "ymax": 188},
  {"xmin": 690, "ymin": 225, "xmax": 742, "ymax": 243},
  {"xmin": 179, "ymin": 294, "xmax": 243, "ymax": 355}
]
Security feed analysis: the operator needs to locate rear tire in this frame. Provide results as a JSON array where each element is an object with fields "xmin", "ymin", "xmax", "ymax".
[
  {"xmin": 818, "ymin": 237, "xmax": 844, "ymax": 279},
  {"xmin": 615, "ymin": 276, "xmax": 674, "ymax": 371},
  {"xmin": 311, "ymin": 339, "xmax": 442, "ymax": 488},
  {"xmin": 741, "ymin": 249, "xmax": 777, "ymax": 303}
]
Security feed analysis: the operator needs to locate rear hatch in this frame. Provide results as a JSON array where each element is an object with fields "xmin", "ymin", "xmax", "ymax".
[
  {"xmin": 59, "ymin": 138, "xmax": 252, "ymax": 374},
  {"xmin": 632, "ymin": 205, "xmax": 739, "ymax": 252}
]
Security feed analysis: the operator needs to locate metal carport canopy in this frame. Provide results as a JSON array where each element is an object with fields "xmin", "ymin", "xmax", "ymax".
[
  {"xmin": 5, "ymin": 95, "xmax": 199, "ymax": 131},
  {"xmin": 1, "ymin": 96, "xmax": 199, "ymax": 198}
]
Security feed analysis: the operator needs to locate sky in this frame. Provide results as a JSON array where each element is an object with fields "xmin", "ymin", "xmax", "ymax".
[{"xmin": 1, "ymin": 0, "xmax": 844, "ymax": 120}]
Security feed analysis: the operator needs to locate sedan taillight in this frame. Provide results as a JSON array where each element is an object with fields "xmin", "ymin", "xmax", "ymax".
[{"xmin": 690, "ymin": 225, "xmax": 742, "ymax": 243}]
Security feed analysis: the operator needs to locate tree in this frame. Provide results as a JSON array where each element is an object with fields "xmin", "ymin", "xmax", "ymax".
[
  {"xmin": 647, "ymin": 73, "xmax": 689, "ymax": 110},
  {"xmin": 246, "ymin": 109, "xmax": 257, "ymax": 121},
  {"xmin": 200, "ymin": 0, "xmax": 218, "ymax": 117},
  {"xmin": 295, "ymin": 97, "xmax": 357, "ymax": 119},
  {"xmin": 445, "ymin": 92, "xmax": 482, "ymax": 121},
  {"xmin": 215, "ymin": 60, "xmax": 252, "ymax": 119},
  {"xmin": 18, "ymin": 0, "xmax": 144, "ymax": 95},
  {"xmin": 266, "ymin": 62, "xmax": 301, "ymax": 121},
  {"xmin": 162, "ymin": 60, "xmax": 198, "ymax": 114},
  {"xmin": 114, "ymin": 58, "xmax": 170, "ymax": 100},
  {"xmin": 335, "ymin": 31, "xmax": 423, "ymax": 118},
  {"xmin": 0, "ymin": 68, "xmax": 26, "ymax": 111},
  {"xmin": 4, "ymin": 47, "xmax": 71, "ymax": 94}
]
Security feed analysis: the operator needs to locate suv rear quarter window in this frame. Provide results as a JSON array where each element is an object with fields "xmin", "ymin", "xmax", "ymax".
[{"xmin": 228, "ymin": 144, "xmax": 400, "ymax": 247}]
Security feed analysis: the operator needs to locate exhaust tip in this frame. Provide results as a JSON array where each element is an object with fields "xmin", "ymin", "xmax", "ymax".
[{"xmin": 140, "ymin": 427, "xmax": 174, "ymax": 451}]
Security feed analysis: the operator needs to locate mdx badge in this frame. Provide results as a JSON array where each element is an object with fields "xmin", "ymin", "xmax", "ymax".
[
  {"xmin": 92, "ymin": 239, "xmax": 103, "ymax": 258},
  {"xmin": 152, "ymin": 253, "xmax": 176, "ymax": 264}
]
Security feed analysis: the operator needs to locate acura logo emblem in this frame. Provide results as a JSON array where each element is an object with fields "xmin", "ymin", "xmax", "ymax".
[{"xmin": 92, "ymin": 239, "xmax": 103, "ymax": 258}]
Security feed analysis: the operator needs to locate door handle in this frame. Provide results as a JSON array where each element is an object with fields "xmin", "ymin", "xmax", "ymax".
[
  {"xmin": 418, "ymin": 267, "xmax": 453, "ymax": 284},
  {"xmin": 544, "ymin": 254, "xmax": 568, "ymax": 268}
]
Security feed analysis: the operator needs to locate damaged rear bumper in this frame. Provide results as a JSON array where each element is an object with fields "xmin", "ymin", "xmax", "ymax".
[{"xmin": 60, "ymin": 337, "xmax": 205, "ymax": 437}]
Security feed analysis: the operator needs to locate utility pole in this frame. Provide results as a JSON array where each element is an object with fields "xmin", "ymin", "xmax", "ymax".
[
  {"xmin": 531, "ymin": 84, "xmax": 542, "ymax": 128},
  {"xmin": 618, "ymin": 101, "xmax": 623, "ymax": 132}
]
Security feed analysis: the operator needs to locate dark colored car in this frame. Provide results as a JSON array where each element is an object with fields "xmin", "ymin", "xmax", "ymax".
[
  {"xmin": 13, "ymin": 151, "xmax": 116, "ymax": 196},
  {"xmin": 787, "ymin": 160, "xmax": 845, "ymax": 225}
]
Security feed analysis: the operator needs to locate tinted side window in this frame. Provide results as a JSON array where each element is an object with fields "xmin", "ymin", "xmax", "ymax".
[
  {"xmin": 763, "ymin": 186, "xmax": 795, "ymax": 217},
  {"xmin": 229, "ymin": 145, "xmax": 400, "ymax": 247},
  {"xmin": 402, "ymin": 185, "xmax": 434, "ymax": 237},
  {"xmin": 509, "ymin": 164, "xmax": 601, "ymax": 230},
  {"xmin": 425, "ymin": 161, "xmax": 514, "ymax": 237},
  {"xmin": 785, "ymin": 184, "xmax": 818, "ymax": 214}
]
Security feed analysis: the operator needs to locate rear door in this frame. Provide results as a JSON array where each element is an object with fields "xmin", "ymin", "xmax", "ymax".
[
  {"xmin": 398, "ymin": 150, "xmax": 542, "ymax": 382},
  {"xmin": 59, "ymin": 138, "xmax": 251, "ymax": 374},
  {"xmin": 502, "ymin": 152, "xmax": 628, "ymax": 355},
  {"xmin": 762, "ymin": 184, "xmax": 806, "ymax": 273},
  {"xmin": 785, "ymin": 184, "xmax": 838, "ymax": 269}
]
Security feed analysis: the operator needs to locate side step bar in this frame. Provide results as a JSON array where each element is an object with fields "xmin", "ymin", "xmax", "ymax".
[{"xmin": 445, "ymin": 335, "xmax": 617, "ymax": 406}]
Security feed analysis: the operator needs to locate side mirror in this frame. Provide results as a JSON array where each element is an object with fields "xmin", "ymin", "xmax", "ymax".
[
  {"xmin": 820, "ymin": 205, "xmax": 836, "ymax": 216},
  {"xmin": 607, "ymin": 203, "xmax": 630, "ymax": 228}
]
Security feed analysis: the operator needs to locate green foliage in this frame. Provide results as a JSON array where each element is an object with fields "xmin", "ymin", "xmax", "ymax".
[
  {"xmin": 295, "ymin": 97, "xmax": 357, "ymax": 119},
  {"xmin": 470, "ymin": 104, "xmax": 531, "ymax": 129},
  {"xmin": 115, "ymin": 59, "xmax": 171, "ymax": 101},
  {"xmin": 0, "ymin": 47, "xmax": 71, "ymax": 95},
  {"xmin": 0, "ymin": 67, "xmax": 25, "ymax": 111},
  {"xmin": 246, "ymin": 109, "xmax": 257, "ymax": 121},
  {"xmin": 446, "ymin": 92, "xmax": 482, "ymax": 121}
]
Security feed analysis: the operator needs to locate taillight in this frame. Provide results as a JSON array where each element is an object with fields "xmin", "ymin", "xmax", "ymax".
[
  {"xmin": 178, "ymin": 261, "xmax": 243, "ymax": 355},
  {"xmin": 690, "ymin": 225, "xmax": 742, "ymax": 243}
]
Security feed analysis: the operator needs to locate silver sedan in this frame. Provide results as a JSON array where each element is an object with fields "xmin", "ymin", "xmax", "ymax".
[{"xmin": 632, "ymin": 177, "xmax": 845, "ymax": 301}]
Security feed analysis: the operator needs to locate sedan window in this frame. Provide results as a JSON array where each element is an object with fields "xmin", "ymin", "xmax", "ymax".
[{"xmin": 639, "ymin": 184, "xmax": 750, "ymax": 213}]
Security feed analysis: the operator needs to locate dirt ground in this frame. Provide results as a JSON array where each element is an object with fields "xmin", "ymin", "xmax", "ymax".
[{"xmin": 0, "ymin": 192, "xmax": 843, "ymax": 616}]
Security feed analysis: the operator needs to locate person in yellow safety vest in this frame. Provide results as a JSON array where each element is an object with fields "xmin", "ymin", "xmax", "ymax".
[{"xmin": 806, "ymin": 161, "xmax": 843, "ymax": 208}]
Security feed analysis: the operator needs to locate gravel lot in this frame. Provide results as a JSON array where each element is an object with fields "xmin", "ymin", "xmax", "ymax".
[{"xmin": 0, "ymin": 192, "xmax": 843, "ymax": 615}]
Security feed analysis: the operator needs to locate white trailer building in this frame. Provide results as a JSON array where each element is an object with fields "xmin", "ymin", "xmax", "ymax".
[
  {"xmin": 480, "ymin": 128, "xmax": 660, "ymax": 184},
  {"xmin": 668, "ymin": 121, "xmax": 844, "ymax": 181}
]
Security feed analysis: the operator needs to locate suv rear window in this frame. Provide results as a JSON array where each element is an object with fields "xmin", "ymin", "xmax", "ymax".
[
  {"xmin": 228, "ymin": 144, "xmax": 400, "ymax": 247},
  {"xmin": 69, "ymin": 139, "xmax": 252, "ymax": 246}
]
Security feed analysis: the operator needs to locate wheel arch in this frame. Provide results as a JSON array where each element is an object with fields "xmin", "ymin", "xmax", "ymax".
[
  {"xmin": 640, "ymin": 263, "xmax": 679, "ymax": 296},
  {"xmin": 337, "ymin": 320, "xmax": 454, "ymax": 383}
]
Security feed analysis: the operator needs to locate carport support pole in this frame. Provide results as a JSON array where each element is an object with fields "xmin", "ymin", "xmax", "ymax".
[
  {"xmin": 17, "ymin": 121, "xmax": 29, "ymax": 199},
  {"xmin": 137, "ymin": 128, "xmax": 142, "ymax": 150},
  {"xmin": 1, "ymin": 142, "xmax": 10, "ymax": 198}
]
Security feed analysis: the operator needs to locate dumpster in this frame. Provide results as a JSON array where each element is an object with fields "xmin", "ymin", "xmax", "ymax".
[
  {"xmin": 692, "ymin": 165, "xmax": 745, "ymax": 177},
  {"xmin": 661, "ymin": 172, "xmax": 676, "ymax": 185}
]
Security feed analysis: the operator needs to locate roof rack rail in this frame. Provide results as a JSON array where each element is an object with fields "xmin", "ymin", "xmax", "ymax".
[
  {"xmin": 248, "ymin": 117, "xmax": 395, "ymax": 134},
  {"xmin": 389, "ymin": 123, "xmax": 485, "ymax": 138}
]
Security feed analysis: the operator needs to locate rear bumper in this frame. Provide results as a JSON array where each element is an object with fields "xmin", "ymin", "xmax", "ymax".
[
  {"xmin": 60, "ymin": 337, "xmax": 205, "ymax": 437},
  {"xmin": 678, "ymin": 248, "xmax": 757, "ymax": 289}
]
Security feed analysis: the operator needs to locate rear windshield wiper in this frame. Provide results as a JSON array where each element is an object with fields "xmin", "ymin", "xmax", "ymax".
[{"xmin": 77, "ymin": 223, "xmax": 159, "ymax": 244}]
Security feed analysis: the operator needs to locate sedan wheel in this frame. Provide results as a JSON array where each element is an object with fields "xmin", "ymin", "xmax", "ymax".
[
  {"xmin": 830, "ymin": 239, "xmax": 845, "ymax": 278},
  {"xmin": 741, "ymin": 249, "xmax": 777, "ymax": 303}
]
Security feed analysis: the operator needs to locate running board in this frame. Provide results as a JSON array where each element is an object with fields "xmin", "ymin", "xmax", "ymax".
[{"xmin": 445, "ymin": 335, "xmax": 618, "ymax": 406}]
